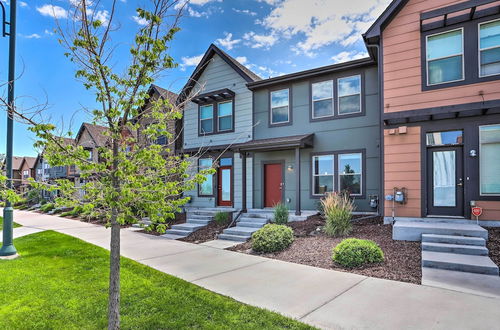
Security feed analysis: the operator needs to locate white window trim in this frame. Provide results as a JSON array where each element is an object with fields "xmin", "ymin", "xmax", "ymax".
[
  {"xmin": 311, "ymin": 80, "xmax": 334, "ymax": 119},
  {"xmin": 478, "ymin": 18, "xmax": 500, "ymax": 78},
  {"xmin": 479, "ymin": 123, "xmax": 500, "ymax": 196},
  {"xmin": 199, "ymin": 104, "xmax": 214, "ymax": 134},
  {"xmin": 337, "ymin": 75, "xmax": 362, "ymax": 116},
  {"xmin": 426, "ymin": 27, "xmax": 465, "ymax": 86},
  {"xmin": 270, "ymin": 88, "xmax": 290, "ymax": 125},
  {"xmin": 338, "ymin": 153, "xmax": 363, "ymax": 197},
  {"xmin": 217, "ymin": 100, "xmax": 233, "ymax": 132},
  {"xmin": 312, "ymin": 154, "xmax": 335, "ymax": 196}
]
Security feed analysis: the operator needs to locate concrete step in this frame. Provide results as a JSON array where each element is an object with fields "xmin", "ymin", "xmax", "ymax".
[
  {"xmin": 163, "ymin": 229, "xmax": 191, "ymax": 236},
  {"xmin": 223, "ymin": 226, "xmax": 259, "ymax": 237},
  {"xmin": 244, "ymin": 213, "xmax": 269, "ymax": 219},
  {"xmin": 238, "ymin": 221, "xmax": 266, "ymax": 228},
  {"xmin": 191, "ymin": 211, "xmax": 217, "ymax": 216},
  {"xmin": 393, "ymin": 221, "xmax": 488, "ymax": 241},
  {"xmin": 422, "ymin": 242, "xmax": 489, "ymax": 256},
  {"xmin": 171, "ymin": 223, "xmax": 205, "ymax": 232},
  {"xmin": 187, "ymin": 219, "xmax": 212, "ymax": 225},
  {"xmin": 189, "ymin": 214, "xmax": 213, "ymax": 220},
  {"xmin": 239, "ymin": 217, "xmax": 268, "ymax": 224},
  {"xmin": 422, "ymin": 251, "xmax": 499, "ymax": 275},
  {"xmin": 218, "ymin": 233, "xmax": 249, "ymax": 242},
  {"xmin": 161, "ymin": 233, "xmax": 187, "ymax": 240},
  {"xmin": 422, "ymin": 234, "xmax": 486, "ymax": 246}
]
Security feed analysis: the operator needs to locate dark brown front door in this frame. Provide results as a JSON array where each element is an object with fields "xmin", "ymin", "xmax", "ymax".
[
  {"xmin": 264, "ymin": 163, "xmax": 283, "ymax": 207},
  {"xmin": 217, "ymin": 166, "xmax": 232, "ymax": 206},
  {"xmin": 427, "ymin": 146, "xmax": 464, "ymax": 217}
]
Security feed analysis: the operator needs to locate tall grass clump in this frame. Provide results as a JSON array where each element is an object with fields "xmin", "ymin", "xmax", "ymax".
[
  {"xmin": 273, "ymin": 202, "xmax": 289, "ymax": 225},
  {"xmin": 321, "ymin": 192, "xmax": 355, "ymax": 236}
]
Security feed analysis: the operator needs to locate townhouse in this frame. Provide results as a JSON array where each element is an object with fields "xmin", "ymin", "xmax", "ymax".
[
  {"xmin": 364, "ymin": 0, "xmax": 500, "ymax": 223},
  {"xmin": 178, "ymin": 44, "xmax": 381, "ymax": 215}
]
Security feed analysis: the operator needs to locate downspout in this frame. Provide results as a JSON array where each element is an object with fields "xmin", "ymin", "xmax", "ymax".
[{"xmin": 366, "ymin": 43, "xmax": 384, "ymax": 219}]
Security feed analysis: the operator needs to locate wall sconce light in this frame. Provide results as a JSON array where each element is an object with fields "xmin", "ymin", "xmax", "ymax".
[{"xmin": 287, "ymin": 164, "xmax": 294, "ymax": 171}]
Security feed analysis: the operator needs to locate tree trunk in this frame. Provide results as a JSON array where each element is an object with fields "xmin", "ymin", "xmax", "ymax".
[{"xmin": 108, "ymin": 138, "xmax": 121, "ymax": 330}]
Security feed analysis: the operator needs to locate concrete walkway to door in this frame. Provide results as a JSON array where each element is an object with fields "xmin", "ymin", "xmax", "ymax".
[{"xmin": 4, "ymin": 209, "xmax": 500, "ymax": 330}]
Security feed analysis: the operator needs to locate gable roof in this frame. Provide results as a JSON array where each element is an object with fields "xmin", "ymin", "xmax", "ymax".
[
  {"xmin": 20, "ymin": 156, "xmax": 37, "ymax": 170},
  {"xmin": 12, "ymin": 156, "xmax": 24, "ymax": 171},
  {"xmin": 150, "ymin": 84, "xmax": 178, "ymax": 103},
  {"xmin": 76, "ymin": 123, "xmax": 110, "ymax": 148},
  {"xmin": 363, "ymin": 0, "xmax": 409, "ymax": 44},
  {"xmin": 177, "ymin": 44, "xmax": 261, "ymax": 104}
]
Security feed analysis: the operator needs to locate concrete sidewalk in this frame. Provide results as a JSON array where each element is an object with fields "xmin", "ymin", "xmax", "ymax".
[{"xmin": 5, "ymin": 209, "xmax": 500, "ymax": 330}]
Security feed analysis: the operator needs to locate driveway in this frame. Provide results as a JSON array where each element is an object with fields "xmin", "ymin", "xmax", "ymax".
[{"xmin": 3, "ymin": 209, "xmax": 500, "ymax": 330}]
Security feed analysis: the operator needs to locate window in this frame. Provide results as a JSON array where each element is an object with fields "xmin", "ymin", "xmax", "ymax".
[
  {"xmin": 426, "ymin": 130, "xmax": 463, "ymax": 146},
  {"xmin": 480, "ymin": 124, "xmax": 500, "ymax": 195},
  {"xmin": 218, "ymin": 101, "xmax": 233, "ymax": 131},
  {"xmin": 270, "ymin": 89, "xmax": 290, "ymax": 124},
  {"xmin": 479, "ymin": 19, "xmax": 500, "ymax": 77},
  {"xmin": 312, "ymin": 155, "xmax": 334, "ymax": 195},
  {"xmin": 199, "ymin": 104, "xmax": 214, "ymax": 134},
  {"xmin": 338, "ymin": 76, "xmax": 361, "ymax": 115},
  {"xmin": 23, "ymin": 170, "xmax": 29, "ymax": 179},
  {"xmin": 338, "ymin": 153, "xmax": 362, "ymax": 196},
  {"xmin": 312, "ymin": 81, "xmax": 334, "ymax": 119},
  {"xmin": 426, "ymin": 29, "xmax": 464, "ymax": 85},
  {"xmin": 155, "ymin": 135, "xmax": 167, "ymax": 145},
  {"xmin": 198, "ymin": 158, "xmax": 213, "ymax": 196},
  {"xmin": 219, "ymin": 157, "xmax": 232, "ymax": 166},
  {"xmin": 86, "ymin": 149, "xmax": 93, "ymax": 161}
]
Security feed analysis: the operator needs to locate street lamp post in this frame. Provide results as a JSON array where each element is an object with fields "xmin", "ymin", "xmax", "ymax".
[{"xmin": 0, "ymin": 0, "xmax": 17, "ymax": 257}]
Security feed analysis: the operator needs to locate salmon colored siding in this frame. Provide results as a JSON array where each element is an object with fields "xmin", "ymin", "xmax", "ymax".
[
  {"xmin": 382, "ymin": 0, "xmax": 500, "ymax": 113},
  {"xmin": 474, "ymin": 201, "xmax": 500, "ymax": 221},
  {"xmin": 384, "ymin": 126, "xmax": 421, "ymax": 218}
]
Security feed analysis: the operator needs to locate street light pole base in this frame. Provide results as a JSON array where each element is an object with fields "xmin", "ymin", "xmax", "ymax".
[
  {"xmin": 0, "ymin": 252, "xmax": 19, "ymax": 259},
  {"xmin": 1, "ymin": 206, "xmax": 17, "ymax": 256}
]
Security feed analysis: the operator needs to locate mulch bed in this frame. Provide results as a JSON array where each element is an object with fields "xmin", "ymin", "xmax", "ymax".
[
  {"xmin": 487, "ymin": 228, "xmax": 500, "ymax": 266},
  {"xmin": 228, "ymin": 215, "xmax": 422, "ymax": 284},
  {"xmin": 179, "ymin": 220, "xmax": 235, "ymax": 244}
]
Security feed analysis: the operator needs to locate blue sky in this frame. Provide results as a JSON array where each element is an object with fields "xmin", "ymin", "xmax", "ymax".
[{"xmin": 0, "ymin": 0, "xmax": 390, "ymax": 157}]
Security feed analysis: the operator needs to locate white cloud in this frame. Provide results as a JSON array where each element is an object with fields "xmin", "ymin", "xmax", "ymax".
[
  {"xmin": 37, "ymin": 5, "xmax": 68, "ymax": 19},
  {"xmin": 259, "ymin": 0, "xmax": 391, "ymax": 56},
  {"xmin": 243, "ymin": 31, "xmax": 278, "ymax": 49},
  {"xmin": 331, "ymin": 50, "xmax": 368, "ymax": 63},
  {"xmin": 132, "ymin": 15, "xmax": 148, "ymax": 26},
  {"xmin": 19, "ymin": 1, "xmax": 28, "ymax": 7},
  {"xmin": 23, "ymin": 33, "xmax": 42, "ymax": 39},
  {"xmin": 180, "ymin": 53, "xmax": 204, "ymax": 71},
  {"xmin": 94, "ymin": 10, "xmax": 109, "ymax": 24},
  {"xmin": 235, "ymin": 56, "xmax": 248, "ymax": 65},
  {"xmin": 216, "ymin": 32, "xmax": 241, "ymax": 50},
  {"xmin": 44, "ymin": 29, "xmax": 55, "ymax": 35},
  {"xmin": 256, "ymin": 0, "xmax": 281, "ymax": 5},
  {"xmin": 232, "ymin": 8, "xmax": 257, "ymax": 16}
]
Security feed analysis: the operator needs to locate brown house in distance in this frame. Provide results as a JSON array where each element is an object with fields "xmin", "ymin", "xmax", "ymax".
[{"xmin": 365, "ymin": 0, "xmax": 500, "ymax": 222}]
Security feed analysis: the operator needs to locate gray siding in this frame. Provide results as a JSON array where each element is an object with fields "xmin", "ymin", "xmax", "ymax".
[
  {"xmin": 252, "ymin": 66, "xmax": 380, "ymax": 212},
  {"xmin": 183, "ymin": 54, "xmax": 253, "ymax": 150}
]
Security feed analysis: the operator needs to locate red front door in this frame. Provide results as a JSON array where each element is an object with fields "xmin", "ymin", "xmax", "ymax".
[
  {"xmin": 217, "ymin": 166, "xmax": 232, "ymax": 206},
  {"xmin": 264, "ymin": 163, "xmax": 283, "ymax": 207}
]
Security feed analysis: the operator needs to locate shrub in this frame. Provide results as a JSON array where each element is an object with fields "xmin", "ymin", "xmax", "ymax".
[
  {"xmin": 214, "ymin": 211, "xmax": 230, "ymax": 225},
  {"xmin": 252, "ymin": 224, "xmax": 294, "ymax": 253},
  {"xmin": 322, "ymin": 192, "xmax": 355, "ymax": 237},
  {"xmin": 40, "ymin": 203, "xmax": 55, "ymax": 213},
  {"xmin": 332, "ymin": 238, "xmax": 384, "ymax": 268},
  {"xmin": 273, "ymin": 202, "xmax": 289, "ymax": 225}
]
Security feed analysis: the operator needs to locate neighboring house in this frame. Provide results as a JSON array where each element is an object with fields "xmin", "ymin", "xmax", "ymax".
[
  {"xmin": 19, "ymin": 157, "xmax": 37, "ymax": 191},
  {"xmin": 177, "ymin": 44, "xmax": 260, "ymax": 210},
  {"xmin": 10, "ymin": 156, "xmax": 26, "ymax": 191},
  {"xmin": 245, "ymin": 59, "xmax": 381, "ymax": 214},
  {"xmin": 364, "ymin": 0, "xmax": 500, "ymax": 221},
  {"xmin": 134, "ymin": 84, "xmax": 181, "ymax": 154}
]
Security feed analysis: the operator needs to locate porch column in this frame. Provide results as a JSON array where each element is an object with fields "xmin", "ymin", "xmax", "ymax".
[
  {"xmin": 295, "ymin": 147, "xmax": 301, "ymax": 216},
  {"xmin": 241, "ymin": 151, "xmax": 247, "ymax": 212}
]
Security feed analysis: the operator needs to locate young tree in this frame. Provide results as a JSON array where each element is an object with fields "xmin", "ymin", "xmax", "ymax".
[{"xmin": 18, "ymin": 1, "xmax": 210, "ymax": 328}]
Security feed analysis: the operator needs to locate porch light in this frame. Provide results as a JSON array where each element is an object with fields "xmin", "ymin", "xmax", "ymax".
[{"xmin": 287, "ymin": 164, "xmax": 293, "ymax": 171}]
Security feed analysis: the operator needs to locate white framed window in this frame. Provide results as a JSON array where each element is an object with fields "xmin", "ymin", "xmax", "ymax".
[
  {"xmin": 87, "ymin": 150, "xmax": 93, "ymax": 161},
  {"xmin": 426, "ymin": 28, "xmax": 464, "ymax": 86},
  {"xmin": 23, "ymin": 170, "xmax": 29, "ymax": 179},
  {"xmin": 312, "ymin": 154, "xmax": 334, "ymax": 195},
  {"xmin": 198, "ymin": 158, "xmax": 214, "ymax": 196},
  {"xmin": 479, "ymin": 124, "xmax": 500, "ymax": 196},
  {"xmin": 479, "ymin": 19, "xmax": 500, "ymax": 77},
  {"xmin": 338, "ymin": 75, "xmax": 361, "ymax": 115},
  {"xmin": 312, "ymin": 80, "xmax": 334, "ymax": 119},
  {"xmin": 217, "ymin": 100, "xmax": 233, "ymax": 131},
  {"xmin": 270, "ymin": 89, "xmax": 290, "ymax": 124},
  {"xmin": 199, "ymin": 104, "xmax": 214, "ymax": 134},
  {"xmin": 338, "ymin": 153, "xmax": 362, "ymax": 196}
]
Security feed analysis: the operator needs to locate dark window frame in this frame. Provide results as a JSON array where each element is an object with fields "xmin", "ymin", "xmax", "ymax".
[
  {"xmin": 269, "ymin": 86, "xmax": 292, "ymax": 127},
  {"xmin": 310, "ymin": 79, "xmax": 335, "ymax": 120},
  {"xmin": 309, "ymin": 149, "xmax": 366, "ymax": 199},
  {"xmin": 198, "ymin": 98, "xmax": 235, "ymax": 136},
  {"xmin": 197, "ymin": 157, "xmax": 215, "ymax": 197},
  {"xmin": 420, "ymin": 13, "xmax": 500, "ymax": 91}
]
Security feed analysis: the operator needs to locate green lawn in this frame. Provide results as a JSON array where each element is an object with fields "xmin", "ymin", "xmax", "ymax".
[
  {"xmin": 0, "ymin": 216, "xmax": 21, "ymax": 231},
  {"xmin": 0, "ymin": 231, "xmax": 313, "ymax": 329}
]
